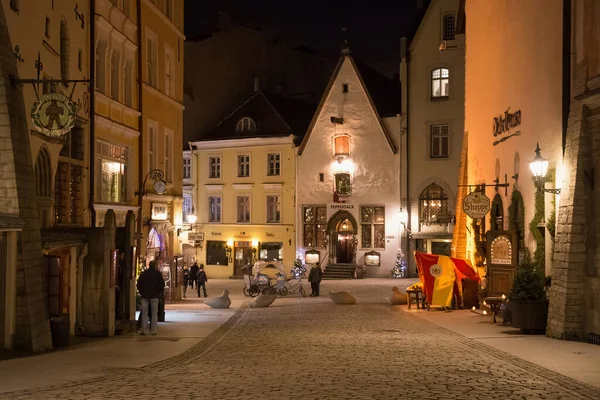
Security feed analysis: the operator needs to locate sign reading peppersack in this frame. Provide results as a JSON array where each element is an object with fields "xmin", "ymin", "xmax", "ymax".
[{"xmin": 462, "ymin": 192, "xmax": 490, "ymax": 219}]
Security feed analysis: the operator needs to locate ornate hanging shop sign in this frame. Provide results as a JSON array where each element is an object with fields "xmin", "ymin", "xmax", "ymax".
[
  {"xmin": 31, "ymin": 93, "xmax": 78, "ymax": 138},
  {"xmin": 462, "ymin": 192, "xmax": 491, "ymax": 219}
]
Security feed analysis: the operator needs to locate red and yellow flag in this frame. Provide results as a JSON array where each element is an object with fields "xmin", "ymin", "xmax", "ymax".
[{"xmin": 414, "ymin": 252, "xmax": 479, "ymax": 308}]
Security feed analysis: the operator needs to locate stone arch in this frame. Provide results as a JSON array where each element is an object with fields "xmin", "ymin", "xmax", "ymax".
[
  {"xmin": 326, "ymin": 210, "xmax": 358, "ymax": 234},
  {"xmin": 0, "ymin": 4, "xmax": 52, "ymax": 351},
  {"xmin": 34, "ymin": 146, "xmax": 52, "ymax": 197},
  {"xmin": 413, "ymin": 176, "xmax": 454, "ymax": 200}
]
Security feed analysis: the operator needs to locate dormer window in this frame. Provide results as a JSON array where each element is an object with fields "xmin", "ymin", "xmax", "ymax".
[
  {"xmin": 333, "ymin": 135, "xmax": 350, "ymax": 157},
  {"xmin": 236, "ymin": 117, "xmax": 257, "ymax": 133}
]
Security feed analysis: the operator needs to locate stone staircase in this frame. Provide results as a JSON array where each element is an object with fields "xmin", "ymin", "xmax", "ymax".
[{"xmin": 322, "ymin": 263, "xmax": 356, "ymax": 280}]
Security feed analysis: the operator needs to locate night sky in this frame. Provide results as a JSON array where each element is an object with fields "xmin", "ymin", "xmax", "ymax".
[{"xmin": 184, "ymin": 0, "xmax": 429, "ymax": 77}]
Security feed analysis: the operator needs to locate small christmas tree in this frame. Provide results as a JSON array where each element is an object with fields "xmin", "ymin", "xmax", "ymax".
[
  {"xmin": 291, "ymin": 258, "xmax": 306, "ymax": 279},
  {"xmin": 392, "ymin": 250, "xmax": 407, "ymax": 278}
]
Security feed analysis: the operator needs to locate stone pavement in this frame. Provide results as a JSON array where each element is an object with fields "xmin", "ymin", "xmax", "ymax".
[{"xmin": 1, "ymin": 279, "xmax": 599, "ymax": 399}]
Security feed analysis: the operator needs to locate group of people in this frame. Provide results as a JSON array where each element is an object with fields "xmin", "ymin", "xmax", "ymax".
[{"xmin": 183, "ymin": 262, "xmax": 208, "ymax": 298}]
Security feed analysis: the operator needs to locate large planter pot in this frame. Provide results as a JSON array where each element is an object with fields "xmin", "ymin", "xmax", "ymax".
[{"xmin": 511, "ymin": 301, "xmax": 548, "ymax": 334}]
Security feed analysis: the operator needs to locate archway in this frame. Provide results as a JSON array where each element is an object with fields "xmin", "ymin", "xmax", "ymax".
[
  {"xmin": 327, "ymin": 210, "xmax": 358, "ymax": 264},
  {"xmin": 491, "ymin": 193, "xmax": 504, "ymax": 231}
]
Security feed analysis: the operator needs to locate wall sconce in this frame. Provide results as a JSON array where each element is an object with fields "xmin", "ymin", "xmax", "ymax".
[
  {"xmin": 226, "ymin": 238, "xmax": 234, "ymax": 263},
  {"xmin": 529, "ymin": 143, "xmax": 561, "ymax": 194},
  {"xmin": 187, "ymin": 207, "xmax": 197, "ymax": 224}
]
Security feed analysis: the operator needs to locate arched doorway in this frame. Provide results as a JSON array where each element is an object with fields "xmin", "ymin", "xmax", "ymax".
[{"xmin": 327, "ymin": 211, "xmax": 358, "ymax": 264}]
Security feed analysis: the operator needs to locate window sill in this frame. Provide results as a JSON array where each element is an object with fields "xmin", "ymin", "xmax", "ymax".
[
  {"xmin": 266, "ymin": 221, "xmax": 282, "ymax": 224},
  {"xmin": 430, "ymin": 96, "xmax": 449, "ymax": 102},
  {"xmin": 429, "ymin": 156, "xmax": 450, "ymax": 160}
]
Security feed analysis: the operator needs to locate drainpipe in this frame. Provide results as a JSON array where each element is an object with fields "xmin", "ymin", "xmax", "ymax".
[
  {"xmin": 89, "ymin": 0, "xmax": 96, "ymax": 227},
  {"xmin": 136, "ymin": 0, "xmax": 144, "ymax": 255},
  {"xmin": 562, "ymin": 0, "xmax": 571, "ymax": 155}
]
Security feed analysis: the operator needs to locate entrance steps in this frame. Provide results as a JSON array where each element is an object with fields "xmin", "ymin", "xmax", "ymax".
[{"xmin": 322, "ymin": 263, "xmax": 356, "ymax": 280}]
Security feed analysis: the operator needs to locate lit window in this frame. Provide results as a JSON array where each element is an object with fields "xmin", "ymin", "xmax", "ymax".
[
  {"xmin": 303, "ymin": 206, "xmax": 327, "ymax": 248},
  {"xmin": 267, "ymin": 153, "xmax": 280, "ymax": 176},
  {"xmin": 237, "ymin": 196, "xmax": 251, "ymax": 223},
  {"xmin": 206, "ymin": 240, "xmax": 227, "ymax": 265},
  {"xmin": 360, "ymin": 206, "xmax": 385, "ymax": 248},
  {"xmin": 267, "ymin": 195, "xmax": 281, "ymax": 223},
  {"xmin": 238, "ymin": 155, "xmax": 250, "ymax": 177},
  {"xmin": 431, "ymin": 68, "xmax": 449, "ymax": 98},
  {"xmin": 209, "ymin": 156, "xmax": 221, "ymax": 178},
  {"xmin": 334, "ymin": 135, "xmax": 350, "ymax": 156},
  {"xmin": 182, "ymin": 194, "xmax": 192, "ymax": 219},
  {"xmin": 236, "ymin": 117, "xmax": 257, "ymax": 133},
  {"xmin": 335, "ymin": 173, "xmax": 351, "ymax": 196},
  {"xmin": 443, "ymin": 15, "xmax": 456, "ymax": 41},
  {"xmin": 430, "ymin": 124, "xmax": 449, "ymax": 158},
  {"xmin": 260, "ymin": 242, "xmax": 283, "ymax": 261},
  {"xmin": 419, "ymin": 183, "xmax": 449, "ymax": 225},
  {"xmin": 208, "ymin": 196, "xmax": 221, "ymax": 222},
  {"xmin": 183, "ymin": 157, "xmax": 191, "ymax": 179},
  {"xmin": 97, "ymin": 140, "xmax": 128, "ymax": 203}
]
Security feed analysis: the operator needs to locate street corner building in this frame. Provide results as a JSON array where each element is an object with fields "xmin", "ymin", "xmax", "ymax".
[
  {"xmin": 185, "ymin": 91, "xmax": 313, "ymax": 278},
  {"xmin": 296, "ymin": 46, "xmax": 402, "ymax": 279},
  {"xmin": 453, "ymin": 0, "xmax": 600, "ymax": 340}
]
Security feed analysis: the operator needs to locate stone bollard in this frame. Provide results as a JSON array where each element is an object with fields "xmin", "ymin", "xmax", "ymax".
[
  {"xmin": 389, "ymin": 286, "xmax": 408, "ymax": 305},
  {"xmin": 328, "ymin": 291, "xmax": 356, "ymax": 305},
  {"xmin": 204, "ymin": 289, "xmax": 232, "ymax": 309},
  {"xmin": 250, "ymin": 293, "xmax": 277, "ymax": 308}
]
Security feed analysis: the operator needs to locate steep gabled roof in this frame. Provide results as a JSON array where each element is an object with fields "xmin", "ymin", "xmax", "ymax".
[
  {"xmin": 199, "ymin": 91, "xmax": 317, "ymax": 142},
  {"xmin": 298, "ymin": 55, "xmax": 399, "ymax": 156}
]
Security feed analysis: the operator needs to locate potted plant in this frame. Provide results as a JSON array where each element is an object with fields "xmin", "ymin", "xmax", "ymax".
[{"xmin": 509, "ymin": 252, "xmax": 548, "ymax": 333}]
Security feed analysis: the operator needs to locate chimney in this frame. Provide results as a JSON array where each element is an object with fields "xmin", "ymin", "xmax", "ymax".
[{"xmin": 253, "ymin": 76, "xmax": 260, "ymax": 92}]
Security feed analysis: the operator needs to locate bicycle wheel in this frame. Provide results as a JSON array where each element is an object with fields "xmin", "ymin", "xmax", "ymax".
[
  {"xmin": 299, "ymin": 287, "xmax": 307, "ymax": 297},
  {"xmin": 243, "ymin": 287, "xmax": 250, "ymax": 297},
  {"xmin": 279, "ymin": 287, "xmax": 288, "ymax": 296},
  {"xmin": 262, "ymin": 287, "xmax": 275, "ymax": 295},
  {"xmin": 249, "ymin": 286, "xmax": 260, "ymax": 297}
]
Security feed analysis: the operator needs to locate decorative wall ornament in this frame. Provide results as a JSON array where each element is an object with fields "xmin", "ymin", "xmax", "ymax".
[
  {"xmin": 13, "ymin": 45, "xmax": 24, "ymax": 62},
  {"xmin": 31, "ymin": 93, "xmax": 78, "ymax": 138},
  {"xmin": 74, "ymin": 4, "xmax": 85, "ymax": 29}
]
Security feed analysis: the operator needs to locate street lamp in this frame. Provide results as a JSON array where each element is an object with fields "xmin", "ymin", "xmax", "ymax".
[
  {"xmin": 186, "ymin": 207, "xmax": 197, "ymax": 224},
  {"xmin": 529, "ymin": 143, "xmax": 561, "ymax": 194}
]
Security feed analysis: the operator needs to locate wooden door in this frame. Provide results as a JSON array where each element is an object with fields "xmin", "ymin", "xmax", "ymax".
[
  {"xmin": 486, "ymin": 231, "xmax": 517, "ymax": 296},
  {"xmin": 234, "ymin": 247, "xmax": 253, "ymax": 276}
]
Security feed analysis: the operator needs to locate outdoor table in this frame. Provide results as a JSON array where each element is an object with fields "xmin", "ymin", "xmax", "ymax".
[
  {"xmin": 406, "ymin": 289, "xmax": 424, "ymax": 310},
  {"xmin": 484, "ymin": 296, "xmax": 503, "ymax": 324}
]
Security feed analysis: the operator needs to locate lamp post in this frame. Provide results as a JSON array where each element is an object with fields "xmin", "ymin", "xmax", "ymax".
[{"xmin": 529, "ymin": 143, "xmax": 561, "ymax": 195}]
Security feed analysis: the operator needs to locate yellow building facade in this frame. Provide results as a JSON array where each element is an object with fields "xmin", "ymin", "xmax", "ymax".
[
  {"xmin": 139, "ymin": 0, "xmax": 185, "ymax": 294},
  {"xmin": 188, "ymin": 136, "xmax": 297, "ymax": 279}
]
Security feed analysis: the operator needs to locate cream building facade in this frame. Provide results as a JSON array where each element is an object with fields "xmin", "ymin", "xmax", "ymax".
[
  {"xmin": 139, "ymin": 0, "xmax": 185, "ymax": 298},
  {"xmin": 187, "ymin": 91, "xmax": 306, "ymax": 279},
  {"xmin": 455, "ymin": 0, "xmax": 564, "ymax": 297},
  {"xmin": 400, "ymin": 0, "xmax": 465, "ymax": 275}
]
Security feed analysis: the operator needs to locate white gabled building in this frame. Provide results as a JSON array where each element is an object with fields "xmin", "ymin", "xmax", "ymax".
[{"xmin": 296, "ymin": 47, "xmax": 401, "ymax": 278}]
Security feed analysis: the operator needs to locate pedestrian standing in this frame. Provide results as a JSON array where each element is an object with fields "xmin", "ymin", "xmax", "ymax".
[
  {"xmin": 196, "ymin": 264, "xmax": 208, "ymax": 298},
  {"xmin": 136, "ymin": 260, "xmax": 165, "ymax": 336},
  {"xmin": 182, "ymin": 268, "xmax": 190, "ymax": 298},
  {"xmin": 308, "ymin": 262, "xmax": 323, "ymax": 297},
  {"xmin": 189, "ymin": 262, "xmax": 199, "ymax": 289}
]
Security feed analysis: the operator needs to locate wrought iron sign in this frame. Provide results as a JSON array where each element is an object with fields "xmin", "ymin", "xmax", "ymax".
[
  {"xmin": 74, "ymin": 4, "xmax": 85, "ymax": 29},
  {"xmin": 13, "ymin": 45, "xmax": 24, "ymax": 63},
  {"xmin": 493, "ymin": 108, "xmax": 522, "ymax": 146}
]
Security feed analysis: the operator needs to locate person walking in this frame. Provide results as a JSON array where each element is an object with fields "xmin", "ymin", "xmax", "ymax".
[
  {"xmin": 136, "ymin": 260, "xmax": 165, "ymax": 336},
  {"xmin": 189, "ymin": 262, "xmax": 200, "ymax": 289},
  {"xmin": 182, "ymin": 267, "xmax": 190, "ymax": 298},
  {"xmin": 308, "ymin": 262, "xmax": 323, "ymax": 297},
  {"xmin": 196, "ymin": 264, "xmax": 208, "ymax": 298}
]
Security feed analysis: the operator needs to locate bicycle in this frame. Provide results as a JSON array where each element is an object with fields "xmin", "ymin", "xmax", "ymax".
[{"xmin": 285, "ymin": 277, "xmax": 307, "ymax": 297}]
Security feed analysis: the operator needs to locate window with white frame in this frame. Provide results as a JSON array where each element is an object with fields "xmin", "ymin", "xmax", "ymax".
[
  {"xmin": 183, "ymin": 157, "xmax": 191, "ymax": 179},
  {"xmin": 431, "ymin": 68, "xmax": 449, "ymax": 98},
  {"xmin": 430, "ymin": 124, "xmax": 449, "ymax": 158},
  {"xmin": 238, "ymin": 155, "xmax": 250, "ymax": 177},
  {"xmin": 443, "ymin": 14, "xmax": 456, "ymax": 41},
  {"xmin": 237, "ymin": 196, "xmax": 251, "ymax": 223},
  {"xmin": 146, "ymin": 32, "xmax": 157, "ymax": 87},
  {"xmin": 208, "ymin": 195, "xmax": 222, "ymax": 222},
  {"xmin": 236, "ymin": 117, "xmax": 256, "ymax": 133},
  {"xmin": 124, "ymin": 58, "xmax": 133, "ymax": 107},
  {"xmin": 164, "ymin": 130, "xmax": 172, "ymax": 182},
  {"xmin": 267, "ymin": 153, "xmax": 280, "ymax": 176},
  {"xmin": 165, "ymin": 46, "xmax": 174, "ymax": 97},
  {"xmin": 419, "ymin": 183, "xmax": 449, "ymax": 225},
  {"xmin": 267, "ymin": 195, "xmax": 281, "ymax": 223},
  {"xmin": 148, "ymin": 121, "xmax": 157, "ymax": 171},
  {"xmin": 209, "ymin": 156, "xmax": 220, "ymax": 178},
  {"xmin": 97, "ymin": 139, "xmax": 128, "ymax": 203},
  {"xmin": 96, "ymin": 40, "xmax": 107, "ymax": 93},
  {"xmin": 182, "ymin": 194, "xmax": 192, "ymax": 219},
  {"xmin": 111, "ymin": 49, "xmax": 121, "ymax": 101}
]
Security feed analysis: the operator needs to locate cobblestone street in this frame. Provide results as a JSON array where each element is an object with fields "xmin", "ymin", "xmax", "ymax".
[{"xmin": 3, "ymin": 281, "xmax": 600, "ymax": 400}]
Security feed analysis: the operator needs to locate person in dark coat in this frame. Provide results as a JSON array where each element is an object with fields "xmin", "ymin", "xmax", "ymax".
[
  {"xmin": 136, "ymin": 260, "xmax": 165, "ymax": 335},
  {"xmin": 196, "ymin": 264, "xmax": 208, "ymax": 298},
  {"xmin": 308, "ymin": 262, "xmax": 323, "ymax": 297},
  {"xmin": 182, "ymin": 268, "xmax": 190, "ymax": 298},
  {"xmin": 189, "ymin": 262, "xmax": 200, "ymax": 289}
]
